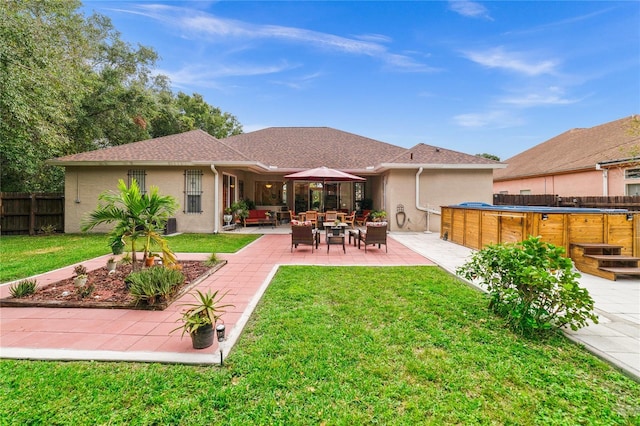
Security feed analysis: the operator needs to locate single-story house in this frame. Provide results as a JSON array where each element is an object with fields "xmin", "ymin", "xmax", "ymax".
[
  {"xmin": 493, "ymin": 115, "xmax": 640, "ymax": 197},
  {"xmin": 49, "ymin": 127, "xmax": 505, "ymax": 234}
]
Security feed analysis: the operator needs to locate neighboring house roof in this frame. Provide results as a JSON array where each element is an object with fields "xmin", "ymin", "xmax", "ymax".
[
  {"xmin": 50, "ymin": 126, "xmax": 504, "ymax": 172},
  {"xmin": 494, "ymin": 115, "xmax": 640, "ymax": 181}
]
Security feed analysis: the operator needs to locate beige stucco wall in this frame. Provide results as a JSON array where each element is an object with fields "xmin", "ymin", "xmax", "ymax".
[
  {"xmin": 65, "ymin": 166, "xmax": 216, "ymax": 234},
  {"xmin": 385, "ymin": 168, "xmax": 494, "ymax": 232},
  {"xmin": 493, "ymin": 168, "xmax": 631, "ymax": 197}
]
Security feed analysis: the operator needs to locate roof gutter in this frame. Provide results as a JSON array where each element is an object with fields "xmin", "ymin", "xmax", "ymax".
[{"xmin": 377, "ymin": 162, "xmax": 507, "ymax": 173}]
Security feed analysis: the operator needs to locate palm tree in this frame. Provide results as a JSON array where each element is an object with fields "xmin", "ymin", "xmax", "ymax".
[{"xmin": 81, "ymin": 179, "xmax": 178, "ymax": 270}]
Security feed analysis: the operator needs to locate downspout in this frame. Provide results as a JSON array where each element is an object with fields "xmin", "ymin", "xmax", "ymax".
[
  {"xmin": 596, "ymin": 163, "xmax": 608, "ymax": 196},
  {"xmin": 416, "ymin": 167, "xmax": 441, "ymax": 233},
  {"xmin": 211, "ymin": 165, "xmax": 220, "ymax": 234}
]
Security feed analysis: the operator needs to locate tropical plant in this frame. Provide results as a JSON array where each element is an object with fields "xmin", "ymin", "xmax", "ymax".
[
  {"xmin": 370, "ymin": 210, "xmax": 387, "ymax": 220},
  {"xmin": 9, "ymin": 279, "xmax": 38, "ymax": 298},
  {"xmin": 172, "ymin": 289, "xmax": 233, "ymax": 337},
  {"xmin": 457, "ymin": 236, "xmax": 598, "ymax": 335},
  {"xmin": 81, "ymin": 179, "xmax": 178, "ymax": 270},
  {"xmin": 230, "ymin": 200, "xmax": 249, "ymax": 221},
  {"xmin": 125, "ymin": 266, "xmax": 185, "ymax": 305}
]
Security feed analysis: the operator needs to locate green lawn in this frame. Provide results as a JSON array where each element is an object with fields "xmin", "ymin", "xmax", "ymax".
[
  {"xmin": 0, "ymin": 233, "xmax": 259, "ymax": 283},
  {"xmin": 1, "ymin": 266, "xmax": 638, "ymax": 424}
]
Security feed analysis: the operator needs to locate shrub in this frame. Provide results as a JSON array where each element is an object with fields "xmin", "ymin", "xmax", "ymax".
[
  {"xmin": 9, "ymin": 279, "xmax": 38, "ymax": 298},
  {"xmin": 456, "ymin": 236, "xmax": 598, "ymax": 335},
  {"xmin": 204, "ymin": 253, "xmax": 218, "ymax": 266},
  {"xmin": 125, "ymin": 266, "xmax": 185, "ymax": 305}
]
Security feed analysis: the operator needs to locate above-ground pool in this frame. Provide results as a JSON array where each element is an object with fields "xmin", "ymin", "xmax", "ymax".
[{"xmin": 441, "ymin": 203, "xmax": 639, "ymax": 257}]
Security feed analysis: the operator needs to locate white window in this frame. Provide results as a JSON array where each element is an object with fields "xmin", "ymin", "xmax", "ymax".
[
  {"xmin": 625, "ymin": 168, "xmax": 640, "ymax": 180},
  {"xmin": 184, "ymin": 170, "xmax": 203, "ymax": 213},
  {"xmin": 626, "ymin": 184, "xmax": 640, "ymax": 196},
  {"xmin": 127, "ymin": 170, "xmax": 146, "ymax": 194}
]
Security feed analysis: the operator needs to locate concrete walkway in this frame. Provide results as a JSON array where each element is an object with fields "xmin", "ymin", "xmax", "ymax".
[{"xmin": 1, "ymin": 230, "xmax": 638, "ymax": 380}]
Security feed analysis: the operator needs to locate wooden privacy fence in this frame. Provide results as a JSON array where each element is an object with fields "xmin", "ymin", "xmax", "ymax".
[
  {"xmin": 493, "ymin": 194, "xmax": 640, "ymax": 211},
  {"xmin": 0, "ymin": 193, "xmax": 64, "ymax": 235}
]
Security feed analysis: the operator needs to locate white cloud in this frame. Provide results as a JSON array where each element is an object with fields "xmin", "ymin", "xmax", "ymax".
[
  {"xmin": 453, "ymin": 110, "xmax": 524, "ymax": 128},
  {"xmin": 124, "ymin": 4, "xmax": 434, "ymax": 72},
  {"xmin": 448, "ymin": 1, "xmax": 492, "ymax": 20},
  {"xmin": 500, "ymin": 93, "xmax": 579, "ymax": 107},
  {"xmin": 156, "ymin": 62, "xmax": 294, "ymax": 89},
  {"xmin": 463, "ymin": 47, "xmax": 558, "ymax": 76},
  {"xmin": 270, "ymin": 71, "xmax": 325, "ymax": 90}
]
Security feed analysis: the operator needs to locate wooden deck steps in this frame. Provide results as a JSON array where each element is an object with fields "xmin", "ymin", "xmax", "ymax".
[{"xmin": 570, "ymin": 243, "xmax": 640, "ymax": 281}]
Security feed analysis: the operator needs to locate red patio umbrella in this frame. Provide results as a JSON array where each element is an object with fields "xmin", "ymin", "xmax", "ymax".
[{"xmin": 284, "ymin": 166, "xmax": 365, "ymax": 211}]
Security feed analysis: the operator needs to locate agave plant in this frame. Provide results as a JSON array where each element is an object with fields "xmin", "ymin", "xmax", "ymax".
[{"xmin": 173, "ymin": 289, "xmax": 234, "ymax": 337}]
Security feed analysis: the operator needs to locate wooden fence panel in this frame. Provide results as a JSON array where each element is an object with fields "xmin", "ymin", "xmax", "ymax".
[
  {"xmin": 0, "ymin": 193, "xmax": 64, "ymax": 235},
  {"xmin": 494, "ymin": 194, "xmax": 640, "ymax": 210}
]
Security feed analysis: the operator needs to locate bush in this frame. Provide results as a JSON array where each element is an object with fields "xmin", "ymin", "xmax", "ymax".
[
  {"xmin": 9, "ymin": 279, "xmax": 38, "ymax": 298},
  {"xmin": 125, "ymin": 266, "xmax": 185, "ymax": 305},
  {"xmin": 456, "ymin": 236, "xmax": 598, "ymax": 335},
  {"xmin": 204, "ymin": 253, "xmax": 218, "ymax": 266}
]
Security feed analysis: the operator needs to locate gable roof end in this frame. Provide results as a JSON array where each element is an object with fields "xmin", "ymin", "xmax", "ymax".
[{"xmin": 378, "ymin": 143, "xmax": 506, "ymax": 170}]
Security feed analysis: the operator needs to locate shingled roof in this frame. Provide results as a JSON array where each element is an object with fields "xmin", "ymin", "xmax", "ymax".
[
  {"xmin": 223, "ymin": 127, "xmax": 406, "ymax": 170},
  {"xmin": 383, "ymin": 143, "xmax": 502, "ymax": 167},
  {"xmin": 50, "ymin": 126, "xmax": 503, "ymax": 172},
  {"xmin": 50, "ymin": 130, "xmax": 251, "ymax": 165},
  {"xmin": 494, "ymin": 115, "xmax": 640, "ymax": 181}
]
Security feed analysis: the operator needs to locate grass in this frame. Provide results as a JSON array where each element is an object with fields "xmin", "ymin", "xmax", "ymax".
[
  {"xmin": 1, "ymin": 266, "xmax": 639, "ymax": 424},
  {"xmin": 0, "ymin": 233, "xmax": 259, "ymax": 283}
]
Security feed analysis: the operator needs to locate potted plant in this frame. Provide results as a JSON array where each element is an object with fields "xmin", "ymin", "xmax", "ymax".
[
  {"xmin": 144, "ymin": 253, "xmax": 156, "ymax": 268},
  {"xmin": 332, "ymin": 219, "xmax": 342, "ymax": 235},
  {"xmin": 223, "ymin": 207, "xmax": 233, "ymax": 225},
  {"xmin": 106, "ymin": 257, "xmax": 118, "ymax": 273},
  {"xmin": 172, "ymin": 289, "xmax": 233, "ymax": 349},
  {"xmin": 370, "ymin": 210, "xmax": 387, "ymax": 221},
  {"xmin": 73, "ymin": 264, "xmax": 88, "ymax": 288},
  {"xmin": 230, "ymin": 200, "xmax": 249, "ymax": 224},
  {"xmin": 109, "ymin": 234, "xmax": 126, "ymax": 255}
]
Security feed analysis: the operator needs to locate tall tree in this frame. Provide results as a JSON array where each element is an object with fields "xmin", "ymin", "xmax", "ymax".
[
  {"xmin": 150, "ymin": 92, "xmax": 243, "ymax": 139},
  {"xmin": 0, "ymin": 0, "xmax": 94, "ymax": 191},
  {"xmin": 1, "ymin": 1, "xmax": 244, "ymax": 192}
]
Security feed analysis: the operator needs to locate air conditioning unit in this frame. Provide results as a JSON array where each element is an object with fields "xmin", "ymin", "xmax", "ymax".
[{"xmin": 164, "ymin": 218, "xmax": 177, "ymax": 235}]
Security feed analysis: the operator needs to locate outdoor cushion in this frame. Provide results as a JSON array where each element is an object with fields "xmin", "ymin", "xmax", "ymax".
[{"xmin": 365, "ymin": 221, "xmax": 388, "ymax": 227}]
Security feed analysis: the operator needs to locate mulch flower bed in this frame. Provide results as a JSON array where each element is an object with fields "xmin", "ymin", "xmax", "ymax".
[{"xmin": 0, "ymin": 260, "xmax": 226, "ymax": 310}]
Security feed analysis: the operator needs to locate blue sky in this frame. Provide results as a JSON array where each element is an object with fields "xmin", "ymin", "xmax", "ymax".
[{"xmin": 83, "ymin": 1, "xmax": 640, "ymax": 160}]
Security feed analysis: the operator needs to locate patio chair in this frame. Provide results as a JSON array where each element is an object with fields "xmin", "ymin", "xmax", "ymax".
[
  {"xmin": 355, "ymin": 210, "xmax": 371, "ymax": 227},
  {"xmin": 290, "ymin": 211, "xmax": 301, "ymax": 221},
  {"xmin": 358, "ymin": 221, "xmax": 388, "ymax": 253},
  {"xmin": 324, "ymin": 211, "xmax": 338, "ymax": 222},
  {"xmin": 304, "ymin": 211, "xmax": 318, "ymax": 228},
  {"xmin": 343, "ymin": 211, "xmax": 356, "ymax": 228},
  {"xmin": 291, "ymin": 224, "xmax": 320, "ymax": 252}
]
